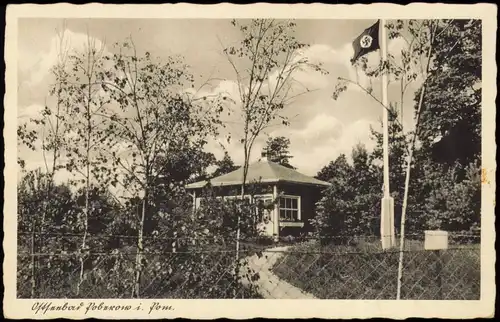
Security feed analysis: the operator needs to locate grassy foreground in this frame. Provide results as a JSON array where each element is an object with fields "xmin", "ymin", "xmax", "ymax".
[{"xmin": 271, "ymin": 239, "xmax": 480, "ymax": 300}]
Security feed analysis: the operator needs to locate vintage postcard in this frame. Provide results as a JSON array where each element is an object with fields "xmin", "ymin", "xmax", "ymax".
[{"xmin": 3, "ymin": 3, "xmax": 497, "ymax": 319}]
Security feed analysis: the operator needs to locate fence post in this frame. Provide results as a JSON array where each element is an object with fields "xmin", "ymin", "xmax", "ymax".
[
  {"xmin": 424, "ymin": 230, "xmax": 448, "ymax": 300},
  {"xmin": 235, "ymin": 214, "xmax": 241, "ymax": 262},
  {"xmin": 235, "ymin": 199, "xmax": 243, "ymax": 262},
  {"xmin": 30, "ymin": 230, "xmax": 36, "ymax": 298},
  {"xmin": 172, "ymin": 231, "xmax": 177, "ymax": 253}
]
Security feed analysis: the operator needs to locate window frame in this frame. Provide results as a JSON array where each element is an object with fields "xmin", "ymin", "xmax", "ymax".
[
  {"xmin": 196, "ymin": 194, "xmax": 302, "ymax": 223},
  {"xmin": 223, "ymin": 195, "xmax": 252, "ymax": 201},
  {"xmin": 253, "ymin": 194, "xmax": 274, "ymax": 222},
  {"xmin": 278, "ymin": 195, "xmax": 301, "ymax": 222}
]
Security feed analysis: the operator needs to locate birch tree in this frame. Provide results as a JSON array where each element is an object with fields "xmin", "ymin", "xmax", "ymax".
[
  {"xmin": 222, "ymin": 19, "xmax": 327, "ymax": 195},
  {"xmin": 332, "ymin": 21, "xmax": 439, "ymax": 232},
  {"xmin": 98, "ymin": 39, "xmax": 222, "ymax": 298},
  {"xmin": 61, "ymin": 33, "xmax": 111, "ymax": 295},
  {"xmin": 331, "ymin": 19, "xmax": 477, "ymax": 299},
  {"xmin": 17, "ymin": 23, "xmax": 72, "ymax": 298},
  {"xmin": 222, "ymin": 19, "xmax": 327, "ymax": 259}
]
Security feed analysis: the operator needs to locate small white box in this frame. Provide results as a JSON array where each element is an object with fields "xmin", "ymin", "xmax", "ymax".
[{"xmin": 424, "ymin": 230, "xmax": 449, "ymax": 250}]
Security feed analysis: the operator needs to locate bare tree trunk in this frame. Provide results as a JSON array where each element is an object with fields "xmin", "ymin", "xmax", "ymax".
[
  {"xmin": 30, "ymin": 223, "xmax": 36, "ymax": 298},
  {"xmin": 33, "ymin": 72, "xmax": 64, "ymax": 299},
  {"xmin": 134, "ymin": 197, "xmax": 146, "ymax": 298},
  {"xmin": 396, "ymin": 85, "xmax": 426, "ymax": 299},
  {"xmin": 77, "ymin": 57, "xmax": 94, "ymax": 295},
  {"xmin": 235, "ymin": 215, "xmax": 241, "ymax": 262},
  {"xmin": 77, "ymin": 148, "xmax": 90, "ymax": 296},
  {"xmin": 236, "ymin": 147, "xmax": 249, "ymax": 262},
  {"xmin": 396, "ymin": 22, "xmax": 436, "ymax": 298},
  {"xmin": 232, "ymin": 147, "xmax": 250, "ymax": 298}
]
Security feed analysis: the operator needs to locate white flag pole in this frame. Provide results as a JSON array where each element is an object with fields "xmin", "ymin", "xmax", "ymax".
[{"xmin": 380, "ymin": 19, "xmax": 396, "ymax": 249}]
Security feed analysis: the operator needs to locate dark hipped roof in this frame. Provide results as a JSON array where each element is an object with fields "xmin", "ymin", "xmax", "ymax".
[{"xmin": 185, "ymin": 159, "xmax": 331, "ymax": 189}]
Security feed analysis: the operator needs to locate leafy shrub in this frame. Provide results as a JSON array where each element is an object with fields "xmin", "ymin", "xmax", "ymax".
[{"xmin": 17, "ymin": 171, "xmax": 262, "ymax": 299}]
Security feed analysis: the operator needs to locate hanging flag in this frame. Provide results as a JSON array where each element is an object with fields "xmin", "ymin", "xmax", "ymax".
[{"xmin": 351, "ymin": 20, "xmax": 381, "ymax": 64}]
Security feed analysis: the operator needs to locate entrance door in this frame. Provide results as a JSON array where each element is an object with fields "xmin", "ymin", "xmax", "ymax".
[{"xmin": 255, "ymin": 196, "xmax": 274, "ymax": 237}]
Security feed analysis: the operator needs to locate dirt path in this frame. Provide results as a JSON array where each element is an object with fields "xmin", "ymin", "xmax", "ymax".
[{"xmin": 241, "ymin": 246, "xmax": 316, "ymax": 299}]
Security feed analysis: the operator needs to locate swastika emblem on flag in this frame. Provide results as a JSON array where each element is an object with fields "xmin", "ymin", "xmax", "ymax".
[
  {"xmin": 360, "ymin": 35, "xmax": 373, "ymax": 49},
  {"xmin": 351, "ymin": 20, "xmax": 380, "ymax": 64}
]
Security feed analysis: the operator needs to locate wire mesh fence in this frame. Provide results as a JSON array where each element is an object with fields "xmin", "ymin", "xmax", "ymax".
[{"xmin": 17, "ymin": 232, "xmax": 480, "ymax": 300}]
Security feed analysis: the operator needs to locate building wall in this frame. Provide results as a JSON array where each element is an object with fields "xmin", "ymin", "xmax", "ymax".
[
  {"xmin": 278, "ymin": 183, "xmax": 324, "ymax": 237},
  {"xmin": 190, "ymin": 183, "xmax": 326, "ymax": 237}
]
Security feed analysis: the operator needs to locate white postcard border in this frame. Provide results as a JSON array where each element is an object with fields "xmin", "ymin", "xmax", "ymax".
[{"xmin": 4, "ymin": 3, "xmax": 497, "ymax": 319}]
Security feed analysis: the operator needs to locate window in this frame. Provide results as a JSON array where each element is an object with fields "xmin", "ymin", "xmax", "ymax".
[
  {"xmin": 254, "ymin": 195, "xmax": 273, "ymax": 222},
  {"xmin": 279, "ymin": 195, "xmax": 300, "ymax": 221},
  {"xmin": 224, "ymin": 195, "xmax": 250, "ymax": 200},
  {"xmin": 195, "ymin": 195, "xmax": 225, "ymax": 209},
  {"xmin": 223, "ymin": 195, "xmax": 252, "ymax": 203}
]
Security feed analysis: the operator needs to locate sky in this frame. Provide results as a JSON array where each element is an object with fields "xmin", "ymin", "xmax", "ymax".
[{"xmin": 17, "ymin": 18, "xmax": 419, "ymax": 180}]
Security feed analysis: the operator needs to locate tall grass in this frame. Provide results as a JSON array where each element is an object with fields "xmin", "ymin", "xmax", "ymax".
[{"xmin": 272, "ymin": 238, "xmax": 480, "ymax": 300}]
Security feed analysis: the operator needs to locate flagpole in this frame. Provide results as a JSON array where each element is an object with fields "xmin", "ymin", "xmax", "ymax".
[{"xmin": 380, "ymin": 18, "xmax": 396, "ymax": 249}]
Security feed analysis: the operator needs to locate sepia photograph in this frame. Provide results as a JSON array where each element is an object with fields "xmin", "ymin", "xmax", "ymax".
[{"xmin": 3, "ymin": 3, "xmax": 496, "ymax": 319}]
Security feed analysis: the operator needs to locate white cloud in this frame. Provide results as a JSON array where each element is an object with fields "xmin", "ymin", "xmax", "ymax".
[
  {"xmin": 211, "ymin": 132, "xmax": 266, "ymax": 163},
  {"xmin": 388, "ymin": 36, "xmax": 407, "ymax": 61},
  {"xmin": 331, "ymin": 37, "xmax": 411, "ymax": 91},
  {"xmin": 286, "ymin": 113, "xmax": 343, "ymax": 142},
  {"xmin": 268, "ymin": 113, "xmax": 377, "ymax": 176},
  {"xmin": 203, "ymin": 110, "xmax": 378, "ymax": 177},
  {"xmin": 183, "ymin": 79, "xmax": 244, "ymax": 124},
  {"xmin": 195, "ymin": 43, "xmax": 344, "ymax": 117},
  {"xmin": 18, "ymin": 104, "xmax": 45, "ymax": 121},
  {"xmin": 323, "ymin": 42, "xmax": 375, "ymax": 92},
  {"xmin": 341, "ymin": 119, "xmax": 379, "ymax": 154},
  {"xmin": 291, "ymin": 69, "xmax": 330, "ymax": 90},
  {"xmin": 335, "ymin": 42, "xmax": 356, "ymax": 65},
  {"xmin": 304, "ymin": 120, "xmax": 377, "ymax": 175},
  {"xmin": 264, "ymin": 44, "xmax": 339, "ymax": 96},
  {"xmin": 192, "ymin": 40, "xmax": 407, "ymax": 176},
  {"xmin": 292, "ymin": 44, "xmax": 338, "ymax": 68},
  {"xmin": 186, "ymin": 79, "xmax": 242, "ymax": 103},
  {"xmin": 20, "ymin": 29, "xmax": 108, "ymax": 87}
]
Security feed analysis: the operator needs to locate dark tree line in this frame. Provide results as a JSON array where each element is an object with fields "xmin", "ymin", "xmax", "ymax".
[{"xmin": 315, "ymin": 19, "xmax": 481, "ymax": 239}]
